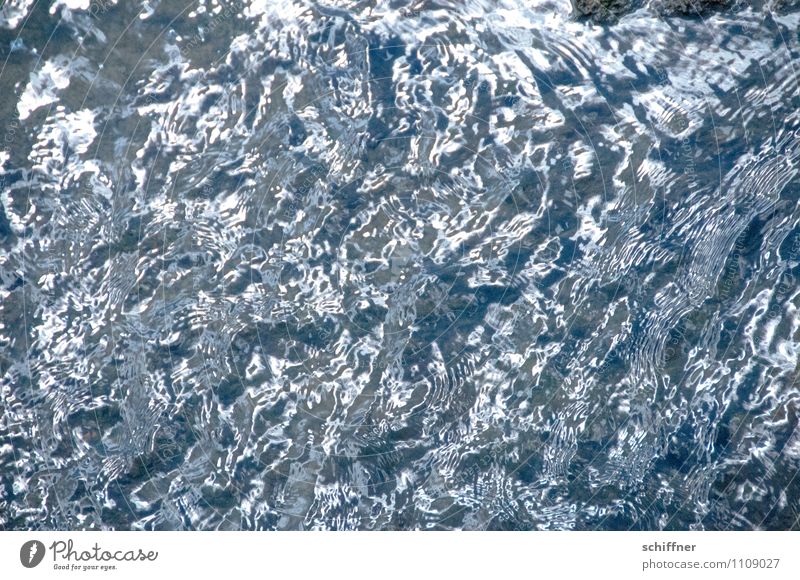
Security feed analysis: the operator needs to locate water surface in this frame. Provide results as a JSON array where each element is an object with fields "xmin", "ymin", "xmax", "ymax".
[{"xmin": 1, "ymin": 0, "xmax": 800, "ymax": 530}]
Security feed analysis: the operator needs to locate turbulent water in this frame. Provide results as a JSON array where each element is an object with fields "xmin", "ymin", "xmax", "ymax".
[{"xmin": 1, "ymin": 0, "xmax": 800, "ymax": 531}]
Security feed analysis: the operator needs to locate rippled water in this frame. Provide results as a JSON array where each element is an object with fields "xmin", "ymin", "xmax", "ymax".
[{"xmin": 1, "ymin": 0, "xmax": 800, "ymax": 530}]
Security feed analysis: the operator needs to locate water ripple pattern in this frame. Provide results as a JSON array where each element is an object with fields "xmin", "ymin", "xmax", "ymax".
[{"xmin": 1, "ymin": 0, "xmax": 800, "ymax": 530}]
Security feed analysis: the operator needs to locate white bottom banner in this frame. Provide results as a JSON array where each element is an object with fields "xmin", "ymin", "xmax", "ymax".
[{"xmin": 1, "ymin": 532, "xmax": 796, "ymax": 579}]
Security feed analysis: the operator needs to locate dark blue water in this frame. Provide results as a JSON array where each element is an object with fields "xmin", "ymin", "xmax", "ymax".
[{"xmin": 1, "ymin": 0, "xmax": 800, "ymax": 530}]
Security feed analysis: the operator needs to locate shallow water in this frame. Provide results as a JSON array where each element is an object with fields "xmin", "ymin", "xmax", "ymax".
[{"xmin": 1, "ymin": 0, "xmax": 800, "ymax": 530}]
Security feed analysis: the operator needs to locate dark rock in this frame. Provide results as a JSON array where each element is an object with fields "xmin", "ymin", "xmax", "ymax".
[
  {"xmin": 650, "ymin": 0, "xmax": 733, "ymax": 15},
  {"xmin": 571, "ymin": 0, "xmax": 638, "ymax": 21},
  {"xmin": 569, "ymin": 0, "xmax": 796, "ymax": 20}
]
